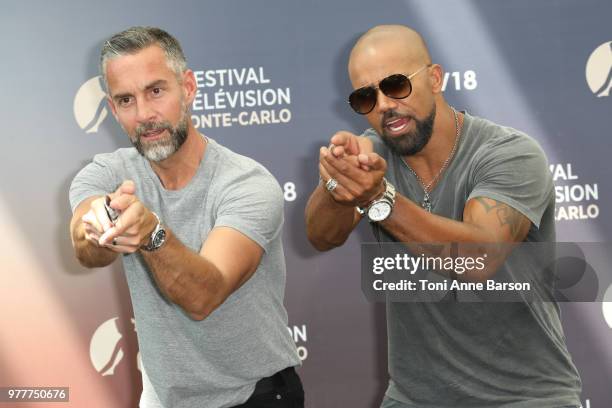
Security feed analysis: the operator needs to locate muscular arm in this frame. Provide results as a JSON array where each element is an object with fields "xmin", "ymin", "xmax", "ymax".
[
  {"xmin": 139, "ymin": 226, "xmax": 263, "ymax": 321},
  {"xmin": 97, "ymin": 182, "xmax": 267, "ymax": 321},
  {"xmin": 379, "ymin": 195, "xmax": 531, "ymax": 281},
  {"xmin": 316, "ymin": 145, "xmax": 532, "ymax": 281},
  {"xmin": 305, "ymin": 133, "xmax": 379, "ymax": 251},
  {"xmin": 305, "ymin": 186, "xmax": 361, "ymax": 251}
]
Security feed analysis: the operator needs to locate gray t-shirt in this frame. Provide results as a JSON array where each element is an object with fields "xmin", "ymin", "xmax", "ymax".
[
  {"xmin": 365, "ymin": 113, "xmax": 581, "ymax": 408},
  {"xmin": 69, "ymin": 137, "xmax": 300, "ymax": 408}
]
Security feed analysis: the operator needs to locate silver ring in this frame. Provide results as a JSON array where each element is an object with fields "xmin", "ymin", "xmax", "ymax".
[
  {"xmin": 112, "ymin": 238, "xmax": 118, "ymax": 246},
  {"xmin": 325, "ymin": 178, "xmax": 338, "ymax": 192}
]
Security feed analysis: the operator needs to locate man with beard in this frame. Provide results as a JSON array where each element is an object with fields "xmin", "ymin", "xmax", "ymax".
[
  {"xmin": 305, "ymin": 25, "xmax": 581, "ymax": 407},
  {"xmin": 69, "ymin": 27, "xmax": 303, "ymax": 408}
]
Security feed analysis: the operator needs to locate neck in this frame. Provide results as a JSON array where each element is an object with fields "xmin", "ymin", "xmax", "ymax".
[
  {"xmin": 149, "ymin": 124, "xmax": 206, "ymax": 190},
  {"xmin": 403, "ymin": 102, "xmax": 462, "ymax": 183}
]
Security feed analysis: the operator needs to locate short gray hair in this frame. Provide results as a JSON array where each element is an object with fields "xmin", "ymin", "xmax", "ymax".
[{"xmin": 100, "ymin": 26, "xmax": 187, "ymax": 90}]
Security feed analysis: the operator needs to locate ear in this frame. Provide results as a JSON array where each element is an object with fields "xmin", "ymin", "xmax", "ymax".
[
  {"xmin": 181, "ymin": 69, "xmax": 197, "ymax": 105},
  {"xmin": 429, "ymin": 64, "xmax": 444, "ymax": 94}
]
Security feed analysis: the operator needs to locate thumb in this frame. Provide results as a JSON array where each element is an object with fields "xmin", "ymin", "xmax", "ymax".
[
  {"xmin": 114, "ymin": 180, "xmax": 136, "ymax": 196},
  {"xmin": 359, "ymin": 153, "xmax": 386, "ymax": 172}
]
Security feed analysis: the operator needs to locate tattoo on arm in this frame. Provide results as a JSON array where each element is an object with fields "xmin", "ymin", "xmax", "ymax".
[{"xmin": 475, "ymin": 198, "xmax": 523, "ymax": 237}]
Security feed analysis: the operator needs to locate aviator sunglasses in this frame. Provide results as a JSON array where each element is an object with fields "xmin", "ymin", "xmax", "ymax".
[{"xmin": 348, "ymin": 64, "xmax": 431, "ymax": 114}]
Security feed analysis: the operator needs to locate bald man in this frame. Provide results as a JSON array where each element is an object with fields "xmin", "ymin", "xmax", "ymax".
[{"xmin": 305, "ymin": 25, "xmax": 582, "ymax": 408}]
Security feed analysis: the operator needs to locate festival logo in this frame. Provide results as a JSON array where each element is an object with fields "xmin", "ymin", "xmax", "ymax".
[
  {"xmin": 74, "ymin": 76, "xmax": 108, "ymax": 133},
  {"xmin": 89, "ymin": 317, "xmax": 140, "ymax": 376},
  {"xmin": 585, "ymin": 41, "xmax": 612, "ymax": 97}
]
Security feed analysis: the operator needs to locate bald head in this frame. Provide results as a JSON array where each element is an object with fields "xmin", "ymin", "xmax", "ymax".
[{"xmin": 349, "ymin": 25, "xmax": 431, "ymax": 81}]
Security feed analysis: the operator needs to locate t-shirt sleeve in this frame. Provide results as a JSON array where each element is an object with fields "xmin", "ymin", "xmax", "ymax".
[
  {"xmin": 213, "ymin": 167, "xmax": 284, "ymax": 252},
  {"xmin": 69, "ymin": 154, "xmax": 119, "ymax": 213},
  {"xmin": 362, "ymin": 128, "xmax": 389, "ymax": 158},
  {"xmin": 467, "ymin": 134, "xmax": 553, "ymax": 229}
]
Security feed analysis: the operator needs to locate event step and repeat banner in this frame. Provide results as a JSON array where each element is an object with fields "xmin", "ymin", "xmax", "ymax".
[{"xmin": 1, "ymin": 0, "xmax": 610, "ymax": 407}]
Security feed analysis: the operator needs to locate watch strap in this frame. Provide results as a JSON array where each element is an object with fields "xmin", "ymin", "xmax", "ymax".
[{"xmin": 141, "ymin": 212, "xmax": 165, "ymax": 251}]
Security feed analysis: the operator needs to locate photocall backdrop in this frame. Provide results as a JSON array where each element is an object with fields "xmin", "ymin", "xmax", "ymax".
[{"xmin": 1, "ymin": 0, "xmax": 611, "ymax": 407}]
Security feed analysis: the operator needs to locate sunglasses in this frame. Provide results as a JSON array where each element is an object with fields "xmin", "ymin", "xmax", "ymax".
[{"xmin": 348, "ymin": 64, "xmax": 431, "ymax": 114}]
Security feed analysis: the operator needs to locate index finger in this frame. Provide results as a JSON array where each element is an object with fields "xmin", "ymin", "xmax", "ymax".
[{"xmin": 330, "ymin": 131, "xmax": 360, "ymax": 156}]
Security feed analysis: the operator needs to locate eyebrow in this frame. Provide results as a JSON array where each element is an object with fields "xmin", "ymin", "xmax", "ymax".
[{"xmin": 112, "ymin": 79, "xmax": 169, "ymax": 102}]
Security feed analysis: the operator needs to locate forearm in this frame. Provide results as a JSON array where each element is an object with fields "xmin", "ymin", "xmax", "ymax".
[
  {"xmin": 382, "ymin": 195, "xmax": 495, "ymax": 243},
  {"xmin": 305, "ymin": 185, "xmax": 360, "ymax": 251},
  {"xmin": 71, "ymin": 219, "xmax": 118, "ymax": 268},
  {"xmin": 140, "ymin": 228, "xmax": 226, "ymax": 320},
  {"xmin": 380, "ymin": 195, "xmax": 508, "ymax": 281}
]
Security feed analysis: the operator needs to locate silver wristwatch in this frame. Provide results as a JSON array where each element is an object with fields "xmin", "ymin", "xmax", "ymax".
[
  {"xmin": 357, "ymin": 178, "xmax": 396, "ymax": 222},
  {"xmin": 141, "ymin": 212, "xmax": 166, "ymax": 252}
]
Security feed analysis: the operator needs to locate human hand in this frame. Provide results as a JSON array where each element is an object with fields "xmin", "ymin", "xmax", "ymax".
[
  {"xmin": 319, "ymin": 147, "xmax": 387, "ymax": 208},
  {"xmin": 81, "ymin": 180, "xmax": 136, "ymax": 247},
  {"xmin": 95, "ymin": 181, "xmax": 157, "ymax": 253}
]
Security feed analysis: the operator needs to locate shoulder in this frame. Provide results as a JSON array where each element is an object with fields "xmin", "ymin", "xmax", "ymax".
[
  {"xmin": 361, "ymin": 128, "xmax": 390, "ymax": 159},
  {"xmin": 207, "ymin": 139, "xmax": 282, "ymax": 197},
  {"xmin": 467, "ymin": 114, "xmax": 547, "ymax": 161},
  {"xmin": 89, "ymin": 147, "xmax": 142, "ymax": 168}
]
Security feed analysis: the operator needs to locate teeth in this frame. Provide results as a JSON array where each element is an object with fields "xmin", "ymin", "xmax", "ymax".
[
  {"xmin": 389, "ymin": 122, "xmax": 405, "ymax": 132},
  {"xmin": 386, "ymin": 118, "xmax": 407, "ymax": 132}
]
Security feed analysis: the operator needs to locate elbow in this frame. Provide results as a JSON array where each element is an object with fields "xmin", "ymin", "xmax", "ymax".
[
  {"xmin": 306, "ymin": 232, "xmax": 344, "ymax": 252},
  {"xmin": 75, "ymin": 251, "xmax": 106, "ymax": 269},
  {"xmin": 188, "ymin": 311, "xmax": 208, "ymax": 321},
  {"xmin": 183, "ymin": 299, "xmax": 218, "ymax": 322}
]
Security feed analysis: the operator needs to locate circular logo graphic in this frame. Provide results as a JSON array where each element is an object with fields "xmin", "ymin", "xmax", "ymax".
[
  {"xmin": 73, "ymin": 76, "xmax": 108, "ymax": 133},
  {"xmin": 603, "ymin": 283, "xmax": 612, "ymax": 329},
  {"xmin": 90, "ymin": 317, "xmax": 140, "ymax": 376},
  {"xmin": 585, "ymin": 41, "xmax": 612, "ymax": 97}
]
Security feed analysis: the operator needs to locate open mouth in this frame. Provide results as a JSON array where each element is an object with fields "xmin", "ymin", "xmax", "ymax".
[{"xmin": 384, "ymin": 117, "xmax": 411, "ymax": 135}]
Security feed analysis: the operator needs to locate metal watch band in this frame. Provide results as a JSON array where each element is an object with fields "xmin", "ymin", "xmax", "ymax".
[
  {"xmin": 356, "ymin": 178, "xmax": 395, "ymax": 215},
  {"xmin": 141, "ymin": 212, "xmax": 165, "ymax": 252}
]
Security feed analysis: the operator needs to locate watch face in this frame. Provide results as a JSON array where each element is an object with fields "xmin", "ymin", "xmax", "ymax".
[
  {"xmin": 152, "ymin": 229, "xmax": 166, "ymax": 248},
  {"xmin": 368, "ymin": 202, "xmax": 392, "ymax": 222}
]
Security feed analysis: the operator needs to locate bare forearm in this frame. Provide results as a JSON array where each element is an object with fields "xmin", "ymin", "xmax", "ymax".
[
  {"xmin": 380, "ymin": 196, "xmax": 509, "ymax": 281},
  {"xmin": 140, "ymin": 229, "xmax": 226, "ymax": 320},
  {"xmin": 382, "ymin": 196, "xmax": 494, "ymax": 243},
  {"xmin": 305, "ymin": 185, "xmax": 360, "ymax": 251}
]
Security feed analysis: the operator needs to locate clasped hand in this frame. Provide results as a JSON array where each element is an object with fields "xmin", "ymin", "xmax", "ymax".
[
  {"xmin": 81, "ymin": 180, "xmax": 157, "ymax": 253},
  {"xmin": 319, "ymin": 131, "xmax": 387, "ymax": 208}
]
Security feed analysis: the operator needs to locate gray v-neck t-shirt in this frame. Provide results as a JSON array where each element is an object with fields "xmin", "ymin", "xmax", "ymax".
[{"xmin": 364, "ymin": 113, "xmax": 581, "ymax": 408}]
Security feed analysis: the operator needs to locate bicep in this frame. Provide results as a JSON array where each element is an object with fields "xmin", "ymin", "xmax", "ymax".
[
  {"xmin": 463, "ymin": 197, "xmax": 531, "ymax": 243},
  {"xmin": 199, "ymin": 226, "xmax": 264, "ymax": 292}
]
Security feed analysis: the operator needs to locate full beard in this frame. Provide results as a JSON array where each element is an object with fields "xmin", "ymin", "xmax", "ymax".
[
  {"xmin": 380, "ymin": 104, "xmax": 436, "ymax": 156},
  {"xmin": 130, "ymin": 106, "xmax": 189, "ymax": 162}
]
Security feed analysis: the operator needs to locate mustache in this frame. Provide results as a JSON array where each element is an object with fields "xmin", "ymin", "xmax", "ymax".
[{"xmin": 135, "ymin": 121, "xmax": 172, "ymax": 138}]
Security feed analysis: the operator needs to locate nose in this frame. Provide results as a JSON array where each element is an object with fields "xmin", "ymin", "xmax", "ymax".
[
  {"xmin": 374, "ymin": 89, "xmax": 398, "ymax": 114},
  {"xmin": 135, "ymin": 99, "xmax": 156, "ymax": 123}
]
